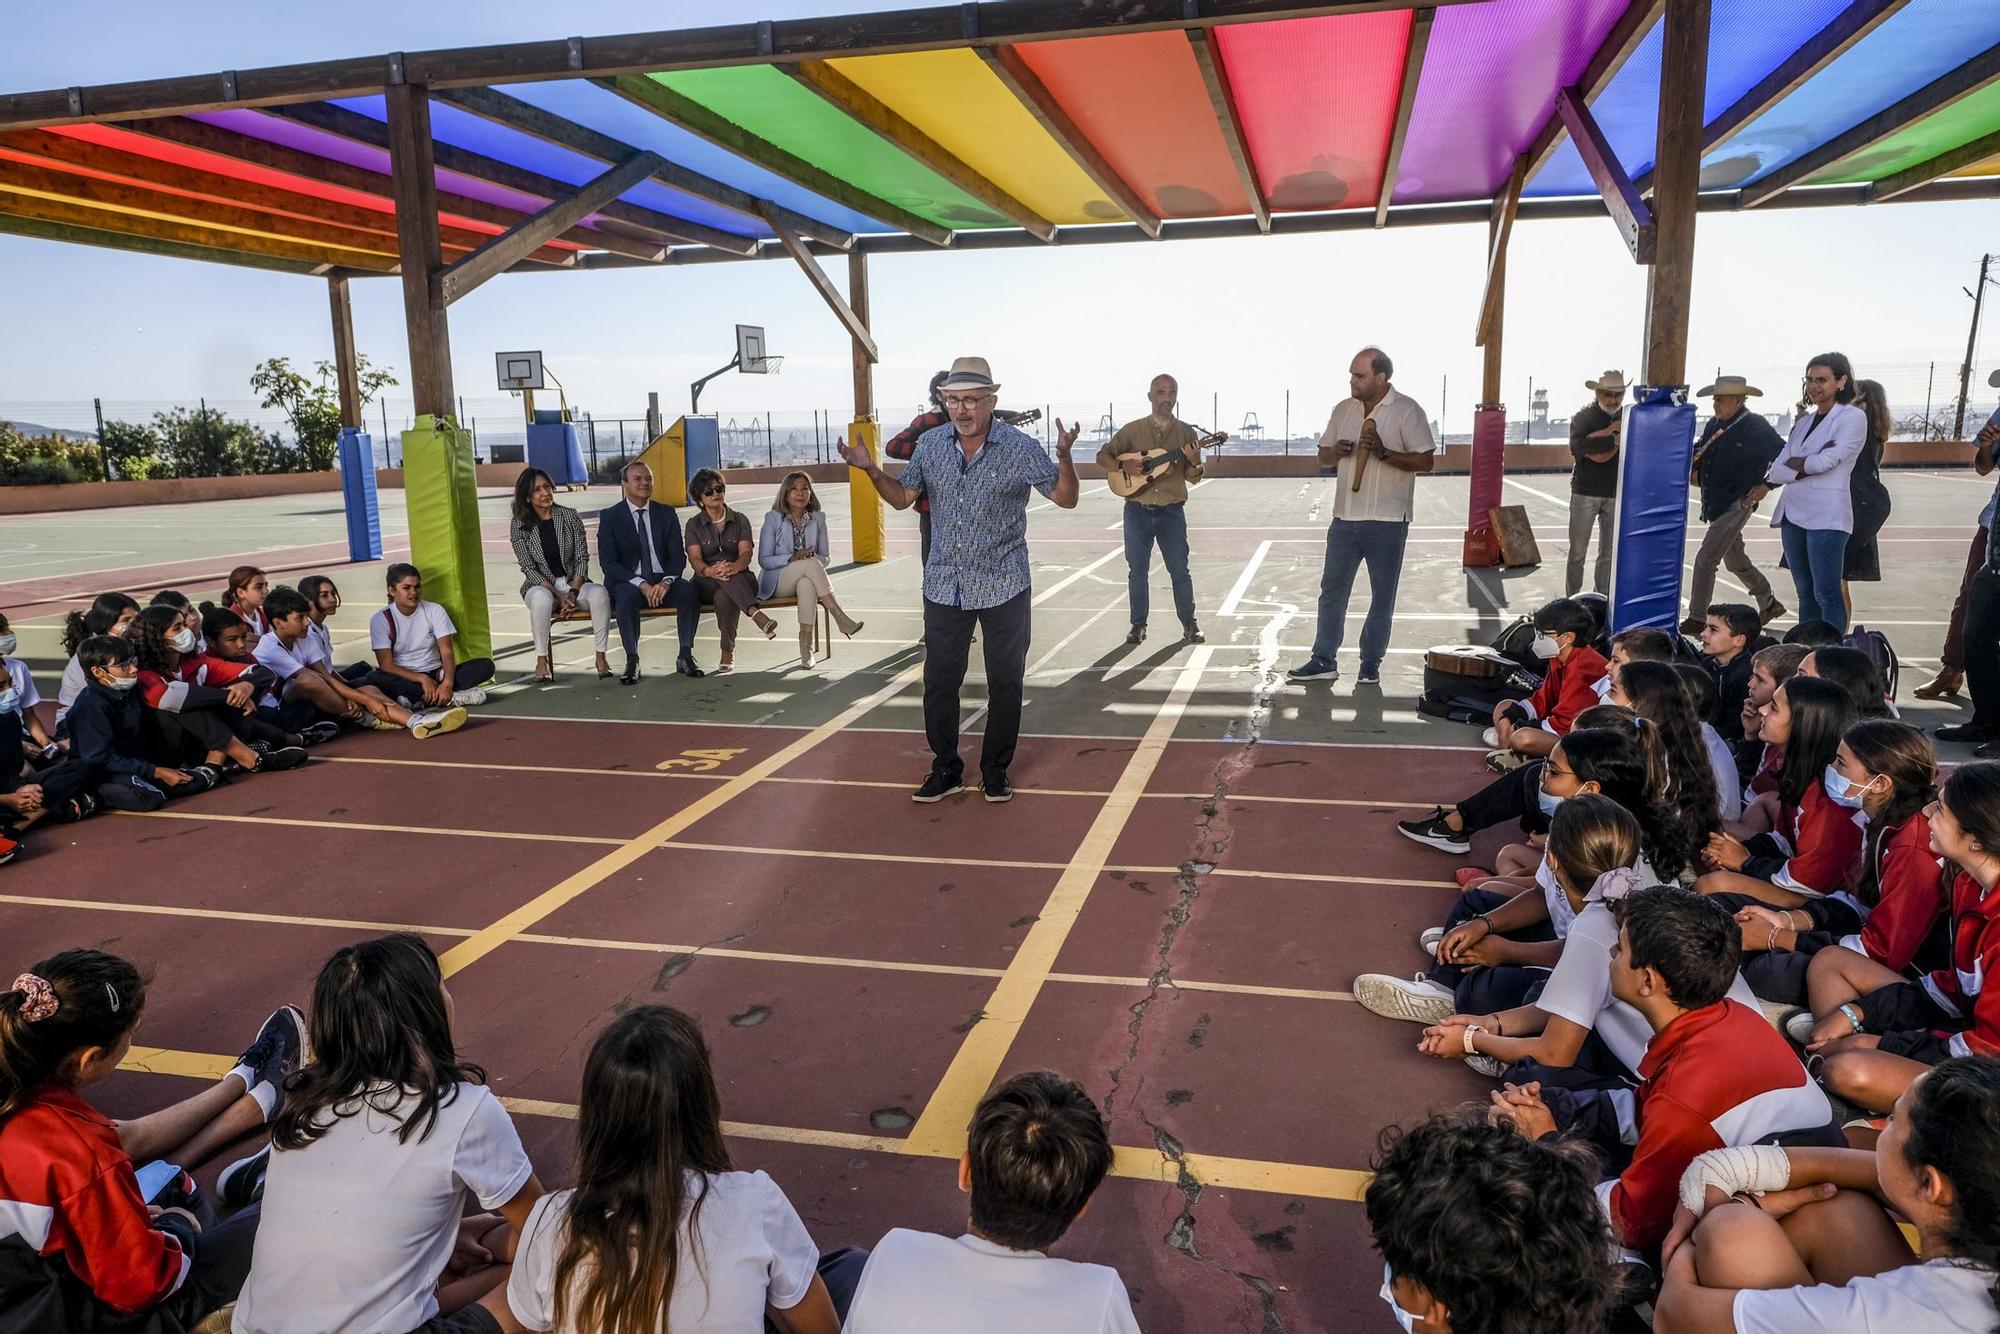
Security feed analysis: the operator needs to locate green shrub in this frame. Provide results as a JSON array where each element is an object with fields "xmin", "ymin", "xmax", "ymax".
[
  {"xmin": 0, "ymin": 421, "xmax": 101, "ymax": 486},
  {"xmin": 98, "ymin": 419, "xmax": 163, "ymax": 480},
  {"xmin": 153, "ymin": 407, "xmax": 298, "ymax": 477}
]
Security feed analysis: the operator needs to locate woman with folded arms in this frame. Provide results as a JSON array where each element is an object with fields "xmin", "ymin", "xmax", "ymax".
[
  {"xmin": 758, "ymin": 471, "xmax": 864, "ymax": 670},
  {"xmin": 685, "ymin": 469, "xmax": 775, "ymax": 674},
  {"xmin": 508, "ymin": 468, "xmax": 612, "ymax": 683}
]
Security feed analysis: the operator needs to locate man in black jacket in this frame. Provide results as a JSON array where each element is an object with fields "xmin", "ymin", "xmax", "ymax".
[
  {"xmin": 1683, "ymin": 375, "xmax": 1787, "ymax": 634},
  {"xmin": 1566, "ymin": 371, "xmax": 1625, "ymax": 597},
  {"xmin": 597, "ymin": 461, "xmax": 704, "ymax": 682}
]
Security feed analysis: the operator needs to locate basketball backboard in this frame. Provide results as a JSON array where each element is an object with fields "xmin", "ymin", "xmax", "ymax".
[
  {"xmin": 495, "ymin": 350, "xmax": 545, "ymax": 390},
  {"xmin": 736, "ymin": 324, "xmax": 771, "ymax": 374}
]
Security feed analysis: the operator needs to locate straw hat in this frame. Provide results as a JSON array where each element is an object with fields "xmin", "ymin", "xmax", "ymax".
[
  {"xmin": 939, "ymin": 356, "xmax": 1000, "ymax": 393},
  {"xmin": 1697, "ymin": 375, "xmax": 1764, "ymax": 398},
  {"xmin": 1586, "ymin": 370, "xmax": 1629, "ymax": 394}
]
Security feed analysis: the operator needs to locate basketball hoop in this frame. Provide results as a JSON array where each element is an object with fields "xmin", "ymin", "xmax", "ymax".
[{"xmin": 749, "ymin": 355, "xmax": 784, "ymax": 375}]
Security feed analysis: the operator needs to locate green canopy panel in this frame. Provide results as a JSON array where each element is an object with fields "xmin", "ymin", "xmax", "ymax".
[{"xmin": 1810, "ymin": 80, "xmax": 2000, "ymax": 185}]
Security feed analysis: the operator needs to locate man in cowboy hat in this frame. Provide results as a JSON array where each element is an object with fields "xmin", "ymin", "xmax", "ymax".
[
  {"xmin": 841, "ymin": 356, "xmax": 1080, "ymax": 803},
  {"xmin": 1566, "ymin": 371, "xmax": 1626, "ymax": 598},
  {"xmin": 1683, "ymin": 374, "xmax": 1788, "ymax": 635}
]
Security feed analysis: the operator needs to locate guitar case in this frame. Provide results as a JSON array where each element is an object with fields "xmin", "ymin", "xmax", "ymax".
[{"xmin": 1417, "ymin": 622, "xmax": 1547, "ymax": 723}]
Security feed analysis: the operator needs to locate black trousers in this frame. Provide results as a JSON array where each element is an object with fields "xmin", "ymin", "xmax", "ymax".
[
  {"xmin": 918, "ymin": 508, "xmax": 932, "ymax": 565},
  {"xmin": 145, "ymin": 706, "xmax": 293, "ymax": 764},
  {"xmin": 923, "ymin": 587, "xmax": 1031, "ymax": 784},
  {"xmin": 364, "ymin": 657, "xmax": 495, "ymax": 706},
  {"xmin": 1426, "ymin": 887, "xmax": 1558, "ymax": 1013},
  {"xmin": 1456, "ymin": 759, "xmax": 1549, "ymax": 838},
  {"xmin": 610, "ymin": 577, "xmax": 700, "ymax": 660},
  {"xmin": 1964, "ymin": 567, "xmax": 2000, "ymax": 732}
]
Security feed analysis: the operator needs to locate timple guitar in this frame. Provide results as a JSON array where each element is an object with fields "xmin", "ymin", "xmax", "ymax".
[{"xmin": 1104, "ymin": 429, "xmax": 1229, "ymax": 498}]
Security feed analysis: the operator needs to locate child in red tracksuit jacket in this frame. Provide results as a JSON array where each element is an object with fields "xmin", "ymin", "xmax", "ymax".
[
  {"xmin": 1493, "ymin": 889, "xmax": 1836, "ymax": 1252},
  {"xmin": 1490, "ymin": 599, "xmax": 1608, "ymax": 761},
  {"xmin": 125, "ymin": 605, "xmax": 315, "ymax": 777}
]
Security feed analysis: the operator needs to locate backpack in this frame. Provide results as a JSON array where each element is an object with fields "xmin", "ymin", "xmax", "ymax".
[
  {"xmin": 1489, "ymin": 614, "xmax": 1543, "ymax": 674},
  {"xmin": 1843, "ymin": 624, "xmax": 1900, "ymax": 700}
]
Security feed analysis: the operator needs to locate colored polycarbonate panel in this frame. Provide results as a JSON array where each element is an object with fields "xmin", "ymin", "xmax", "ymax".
[
  {"xmin": 1705, "ymin": 0, "xmax": 2000, "ymax": 188},
  {"xmin": 1211, "ymin": 12, "xmax": 1411, "ymax": 211},
  {"xmin": 1011, "ymin": 32, "xmax": 1247, "ymax": 218},
  {"xmin": 1811, "ymin": 80, "xmax": 2000, "ymax": 181},
  {"xmin": 1394, "ymin": 0, "xmax": 1633, "ymax": 204},
  {"xmin": 1529, "ymin": 0, "xmax": 1856, "ymax": 196},
  {"xmin": 332, "ymin": 96, "xmax": 761, "ymax": 237},
  {"xmin": 498, "ymin": 79, "xmax": 888, "ymax": 234},
  {"xmin": 648, "ymin": 66, "xmax": 1009, "ymax": 229},
  {"xmin": 824, "ymin": 49, "xmax": 1117, "ymax": 224},
  {"xmin": 1949, "ymin": 151, "xmax": 2000, "ymax": 177}
]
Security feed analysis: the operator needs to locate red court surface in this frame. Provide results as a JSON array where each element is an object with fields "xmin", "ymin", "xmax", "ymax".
[{"xmin": 6, "ymin": 713, "xmax": 1505, "ymax": 1332}]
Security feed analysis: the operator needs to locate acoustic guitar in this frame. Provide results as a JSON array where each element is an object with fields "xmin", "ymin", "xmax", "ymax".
[{"xmin": 1104, "ymin": 429, "xmax": 1229, "ymax": 499}]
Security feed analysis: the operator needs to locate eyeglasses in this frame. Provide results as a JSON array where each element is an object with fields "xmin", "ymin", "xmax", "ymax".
[
  {"xmin": 941, "ymin": 393, "xmax": 992, "ymax": 408},
  {"xmin": 702, "ymin": 485, "xmax": 727, "ymax": 496}
]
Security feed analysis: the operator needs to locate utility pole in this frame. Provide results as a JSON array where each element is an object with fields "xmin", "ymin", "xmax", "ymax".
[{"xmin": 1955, "ymin": 252, "xmax": 1995, "ymax": 442}]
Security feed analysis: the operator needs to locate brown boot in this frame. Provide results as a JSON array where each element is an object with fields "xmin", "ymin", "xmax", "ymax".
[
  {"xmin": 826, "ymin": 598, "xmax": 863, "ymax": 638},
  {"xmin": 798, "ymin": 628, "xmax": 817, "ymax": 670},
  {"xmin": 1913, "ymin": 668, "xmax": 1964, "ymax": 700}
]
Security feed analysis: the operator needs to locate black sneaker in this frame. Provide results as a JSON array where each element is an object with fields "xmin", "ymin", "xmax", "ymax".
[
  {"xmin": 1395, "ymin": 807, "xmax": 1470, "ymax": 854},
  {"xmin": 1356, "ymin": 663, "xmax": 1382, "ymax": 686},
  {"xmin": 1937, "ymin": 723, "xmax": 2000, "ymax": 744},
  {"xmin": 299, "ymin": 721, "xmax": 340, "ymax": 747},
  {"xmin": 982, "ymin": 775, "xmax": 1014, "ymax": 803},
  {"xmin": 912, "ymin": 772, "xmax": 964, "ymax": 803},
  {"xmin": 1182, "ymin": 621, "xmax": 1205, "ymax": 644},
  {"xmin": 1126, "ymin": 624, "xmax": 1146, "ymax": 646},
  {"xmin": 1287, "ymin": 658, "xmax": 1338, "ymax": 681},
  {"xmin": 182, "ymin": 765, "xmax": 222, "ymax": 793},
  {"xmin": 237, "ymin": 1006, "xmax": 307, "ymax": 1105},
  {"xmin": 255, "ymin": 746, "xmax": 310, "ymax": 773},
  {"xmin": 216, "ymin": 1145, "xmax": 270, "ymax": 1209}
]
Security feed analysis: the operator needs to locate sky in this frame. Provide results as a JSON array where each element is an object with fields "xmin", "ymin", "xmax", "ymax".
[{"xmin": 5, "ymin": 0, "xmax": 1999, "ymax": 436}]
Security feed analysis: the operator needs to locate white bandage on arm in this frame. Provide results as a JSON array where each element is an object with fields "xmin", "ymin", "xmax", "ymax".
[{"xmin": 1677, "ymin": 1144, "xmax": 1791, "ymax": 1219}]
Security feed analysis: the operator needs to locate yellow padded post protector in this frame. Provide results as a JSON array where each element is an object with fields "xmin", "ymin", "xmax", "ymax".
[{"xmin": 848, "ymin": 415, "xmax": 884, "ymax": 564}]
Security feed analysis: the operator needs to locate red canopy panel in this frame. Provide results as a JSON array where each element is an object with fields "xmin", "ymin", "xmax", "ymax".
[
  {"xmin": 1212, "ymin": 11, "xmax": 1413, "ymax": 212},
  {"xmin": 1009, "ymin": 31, "xmax": 1249, "ymax": 219}
]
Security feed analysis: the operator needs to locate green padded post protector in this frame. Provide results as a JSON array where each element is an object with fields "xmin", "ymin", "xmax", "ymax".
[{"xmin": 400, "ymin": 415, "xmax": 492, "ymax": 661}]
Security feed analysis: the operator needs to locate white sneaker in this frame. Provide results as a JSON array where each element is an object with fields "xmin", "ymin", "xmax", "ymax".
[
  {"xmin": 1482, "ymin": 726, "xmax": 1499, "ymax": 747},
  {"xmin": 449, "ymin": 688, "xmax": 488, "ymax": 707},
  {"xmin": 1353, "ymin": 973, "xmax": 1457, "ymax": 1025},
  {"xmin": 408, "ymin": 706, "xmax": 467, "ymax": 740},
  {"xmin": 1419, "ymin": 926, "xmax": 1447, "ymax": 956},
  {"xmin": 1465, "ymin": 1054, "xmax": 1508, "ymax": 1078},
  {"xmin": 1783, "ymin": 1009, "xmax": 1818, "ymax": 1045}
]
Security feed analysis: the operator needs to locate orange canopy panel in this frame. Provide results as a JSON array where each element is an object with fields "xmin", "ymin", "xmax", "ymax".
[
  {"xmin": 1212, "ymin": 11, "xmax": 1413, "ymax": 212},
  {"xmin": 823, "ymin": 49, "xmax": 1119, "ymax": 225},
  {"xmin": 1010, "ymin": 31, "xmax": 1247, "ymax": 219}
]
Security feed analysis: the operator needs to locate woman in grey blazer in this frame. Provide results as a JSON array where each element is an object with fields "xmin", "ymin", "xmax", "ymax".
[
  {"xmin": 510, "ymin": 467, "xmax": 612, "ymax": 681},
  {"xmin": 758, "ymin": 471, "xmax": 863, "ymax": 668}
]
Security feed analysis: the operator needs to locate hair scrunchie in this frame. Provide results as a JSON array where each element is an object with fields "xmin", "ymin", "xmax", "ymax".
[
  {"xmin": 9, "ymin": 973, "xmax": 57, "ymax": 1023},
  {"xmin": 1587, "ymin": 865, "xmax": 1651, "ymax": 904}
]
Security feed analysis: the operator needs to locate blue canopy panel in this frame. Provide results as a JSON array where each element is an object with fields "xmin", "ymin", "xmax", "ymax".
[
  {"xmin": 499, "ymin": 80, "xmax": 892, "ymax": 237},
  {"xmin": 1527, "ymin": 0, "xmax": 1855, "ymax": 197},
  {"xmin": 329, "ymin": 95, "xmax": 764, "ymax": 239}
]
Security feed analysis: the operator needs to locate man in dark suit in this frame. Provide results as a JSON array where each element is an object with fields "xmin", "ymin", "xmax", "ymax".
[{"xmin": 597, "ymin": 461, "xmax": 704, "ymax": 682}]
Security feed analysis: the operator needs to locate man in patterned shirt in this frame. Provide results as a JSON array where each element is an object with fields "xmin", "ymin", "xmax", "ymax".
[{"xmin": 842, "ymin": 356, "xmax": 1080, "ymax": 803}]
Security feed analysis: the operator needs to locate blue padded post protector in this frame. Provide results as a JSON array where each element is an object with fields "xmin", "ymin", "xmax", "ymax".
[
  {"xmin": 525, "ymin": 422, "xmax": 587, "ymax": 484},
  {"xmin": 337, "ymin": 427, "xmax": 383, "ymax": 562},
  {"xmin": 682, "ymin": 416, "xmax": 721, "ymax": 483},
  {"xmin": 1609, "ymin": 385, "xmax": 1695, "ymax": 634}
]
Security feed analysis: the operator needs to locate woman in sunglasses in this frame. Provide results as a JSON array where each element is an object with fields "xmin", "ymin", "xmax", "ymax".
[{"xmin": 684, "ymin": 469, "xmax": 776, "ymax": 673}]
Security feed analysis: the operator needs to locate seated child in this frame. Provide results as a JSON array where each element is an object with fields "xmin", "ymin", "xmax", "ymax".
[
  {"xmin": 296, "ymin": 575, "xmax": 371, "ymax": 683},
  {"xmin": 60, "ymin": 635, "xmax": 218, "ymax": 811},
  {"xmin": 1698, "ymin": 602, "xmax": 1762, "ymax": 732},
  {"xmin": 1481, "ymin": 598, "xmax": 1609, "ymax": 768},
  {"xmin": 255, "ymin": 587, "xmax": 465, "ymax": 741},
  {"xmin": 56, "ymin": 593, "xmax": 140, "ymax": 730},
  {"xmin": 127, "ymin": 605, "xmax": 313, "ymax": 775},
  {"xmin": 844, "ymin": 1071, "xmax": 1139, "ymax": 1333},
  {"xmin": 365, "ymin": 565, "xmax": 494, "ymax": 710}
]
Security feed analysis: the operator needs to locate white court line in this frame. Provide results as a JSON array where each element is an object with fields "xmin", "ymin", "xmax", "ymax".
[
  {"xmin": 1501, "ymin": 477, "xmax": 1572, "ymax": 511},
  {"xmin": 1031, "ymin": 547, "xmax": 1124, "ymax": 602},
  {"xmin": 1216, "ymin": 540, "xmax": 1274, "ymax": 618},
  {"xmin": 1029, "ymin": 482, "xmax": 1106, "ymax": 513}
]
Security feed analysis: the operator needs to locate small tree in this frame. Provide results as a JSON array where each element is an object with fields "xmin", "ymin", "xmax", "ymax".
[
  {"xmin": 98, "ymin": 419, "xmax": 163, "ymax": 480},
  {"xmin": 251, "ymin": 355, "xmax": 399, "ymax": 471},
  {"xmin": 154, "ymin": 406, "xmax": 296, "ymax": 477}
]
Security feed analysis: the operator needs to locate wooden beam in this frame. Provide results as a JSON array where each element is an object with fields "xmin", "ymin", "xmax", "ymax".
[
  {"xmin": 0, "ymin": 208, "xmax": 321, "ymax": 273},
  {"xmin": 1375, "ymin": 7, "xmax": 1435, "ymax": 228},
  {"xmin": 438, "ymin": 151, "xmax": 658, "ymax": 303},
  {"xmin": 1870, "ymin": 125, "xmax": 2000, "ymax": 202},
  {"xmin": 0, "ymin": 2, "xmax": 1490, "ymax": 131},
  {"xmin": 1475, "ymin": 157, "xmax": 1525, "ymax": 349},
  {"xmin": 1187, "ymin": 29, "xmax": 1270, "ymax": 232},
  {"xmin": 115, "ymin": 115, "xmax": 669, "ymax": 262},
  {"xmin": 328, "ymin": 273, "xmax": 363, "ymax": 428},
  {"xmin": 265, "ymin": 102, "xmax": 751, "ymax": 254},
  {"xmin": 1745, "ymin": 40, "xmax": 2000, "ymax": 206},
  {"xmin": 0, "ymin": 190, "xmax": 393, "ymax": 271},
  {"xmin": 1643, "ymin": 0, "xmax": 1710, "ymax": 386},
  {"xmin": 384, "ymin": 84, "xmax": 454, "ymax": 418},
  {"xmin": 1557, "ymin": 89, "xmax": 1656, "ymax": 261},
  {"xmin": 976, "ymin": 46, "xmax": 1161, "ymax": 238},
  {"xmin": 1522, "ymin": 0, "xmax": 1664, "ymax": 184},
  {"xmin": 432, "ymin": 85, "xmax": 852, "ymax": 249},
  {"xmin": 759, "ymin": 202, "xmax": 878, "ymax": 361},
  {"xmin": 1481, "ymin": 205, "xmax": 1506, "ymax": 404},
  {"xmin": 783, "ymin": 59, "xmax": 1056, "ymax": 241},
  {"xmin": 595, "ymin": 74, "xmax": 951, "ymax": 246},
  {"xmin": 849, "ymin": 250, "xmax": 874, "ymax": 419}
]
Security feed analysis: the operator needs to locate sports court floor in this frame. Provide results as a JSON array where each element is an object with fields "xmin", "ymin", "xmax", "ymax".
[{"xmin": 0, "ymin": 466, "xmax": 1978, "ymax": 1331}]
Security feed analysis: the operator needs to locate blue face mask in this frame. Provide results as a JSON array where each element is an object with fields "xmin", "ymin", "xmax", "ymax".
[
  {"xmin": 0, "ymin": 687, "xmax": 17, "ymax": 716},
  {"xmin": 0, "ymin": 633, "xmax": 17, "ymax": 655},
  {"xmin": 1823, "ymin": 765, "xmax": 1873, "ymax": 809},
  {"xmin": 1537, "ymin": 784, "xmax": 1563, "ymax": 818},
  {"xmin": 1379, "ymin": 1264, "xmax": 1420, "ymax": 1333}
]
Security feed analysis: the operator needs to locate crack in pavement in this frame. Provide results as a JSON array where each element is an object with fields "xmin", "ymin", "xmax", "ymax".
[{"xmin": 1148, "ymin": 1121, "xmax": 1288, "ymax": 1334}]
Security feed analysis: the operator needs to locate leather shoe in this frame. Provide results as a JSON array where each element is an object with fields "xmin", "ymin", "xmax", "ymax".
[
  {"xmin": 618, "ymin": 660, "xmax": 641, "ymax": 685},
  {"xmin": 677, "ymin": 650, "xmax": 706, "ymax": 679},
  {"xmin": 1936, "ymin": 723, "xmax": 1999, "ymax": 744},
  {"xmin": 1126, "ymin": 624, "xmax": 1146, "ymax": 646}
]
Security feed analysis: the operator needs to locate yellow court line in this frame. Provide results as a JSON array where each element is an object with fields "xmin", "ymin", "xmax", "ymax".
[
  {"xmin": 113, "ymin": 1044, "xmax": 1369, "ymax": 1201},
  {"xmin": 905, "ymin": 646, "xmax": 1213, "ymax": 1156},
  {"xmin": 0, "ymin": 893, "xmax": 473, "ymax": 938},
  {"xmin": 110, "ymin": 809, "xmax": 626, "ymax": 847},
  {"xmin": 436, "ymin": 661, "xmax": 929, "ymax": 978}
]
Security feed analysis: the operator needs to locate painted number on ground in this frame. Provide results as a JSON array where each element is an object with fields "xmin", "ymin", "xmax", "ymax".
[{"xmin": 656, "ymin": 747, "xmax": 749, "ymax": 772}]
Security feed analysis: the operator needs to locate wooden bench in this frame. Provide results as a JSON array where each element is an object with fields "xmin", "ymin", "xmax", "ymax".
[{"xmin": 553, "ymin": 594, "xmax": 833, "ymax": 658}]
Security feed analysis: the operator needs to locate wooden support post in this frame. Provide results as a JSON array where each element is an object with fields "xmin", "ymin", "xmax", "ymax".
[
  {"xmin": 328, "ymin": 273, "xmax": 362, "ymax": 428},
  {"xmin": 849, "ymin": 250, "xmax": 874, "ymax": 421},
  {"xmin": 1643, "ymin": 0, "xmax": 1710, "ymax": 386},
  {"xmin": 1475, "ymin": 156, "xmax": 1525, "ymax": 388},
  {"xmin": 1376, "ymin": 8, "xmax": 1435, "ymax": 228},
  {"xmin": 384, "ymin": 83, "xmax": 453, "ymax": 418}
]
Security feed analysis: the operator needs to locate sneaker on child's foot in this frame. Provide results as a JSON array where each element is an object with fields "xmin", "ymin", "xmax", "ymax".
[
  {"xmin": 449, "ymin": 687, "xmax": 488, "ymax": 707},
  {"xmin": 236, "ymin": 1006, "xmax": 306, "ymax": 1106},
  {"xmin": 1484, "ymin": 749, "xmax": 1526, "ymax": 774},
  {"xmin": 1783, "ymin": 1009, "xmax": 1818, "ymax": 1045},
  {"xmin": 1481, "ymin": 726, "xmax": 1500, "ymax": 748},
  {"xmin": 299, "ymin": 721, "xmax": 340, "ymax": 746},
  {"xmin": 217, "ymin": 1146, "xmax": 270, "ymax": 1209},
  {"xmin": 1419, "ymin": 925, "xmax": 1447, "ymax": 955},
  {"xmin": 1353, "ymin": 973, "xmax": 1457, "ymax": 1025},
  {"xmin": 1395, "ymin": 807, "xmax": 1470, "ymax": 854},
  {"xmin": 408, "ymin": 706, "xmax": 467, "ymax": 740},
  {"xmin": 255, "ymin": 746, "xmax": 310, "ymax": 773},
  {"xmin": 1465, "ymin": 1054, "xmax": 1508, "ymax": 1078}
]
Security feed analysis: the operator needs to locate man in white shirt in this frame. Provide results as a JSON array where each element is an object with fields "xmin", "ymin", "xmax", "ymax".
[
  {"xmin": 1289, "ymin": 347, "xmax": 1437, "ymax": 687},
  {"xmin": 844, "ymin": 1071, "xmax": 1139, "ymax": 1334}
]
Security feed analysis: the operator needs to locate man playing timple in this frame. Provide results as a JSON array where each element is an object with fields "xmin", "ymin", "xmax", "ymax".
[
  {"xmin": 1289, "ymin": 346, "xmax": 1437, "ymax": 687},
  {"xmin": 1566, "ymin": 371, "xmax": 1625, "ymax": 598},
  {"xmin": 841, "ymin": 356, "xmax": 1079, "ymax": 804},
  {"xmin": 1098, "ymin": 373, "xmax": 1216, "ymax": 647},
  {"xmin": 1683, "ymin": 374, "xmax": 1787, "ymax": 634}
]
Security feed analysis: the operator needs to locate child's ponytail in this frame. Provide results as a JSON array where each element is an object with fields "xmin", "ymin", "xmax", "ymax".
[{"xmin": 0, "ymin": 949, "xmax": 145, "ymax": 1122}]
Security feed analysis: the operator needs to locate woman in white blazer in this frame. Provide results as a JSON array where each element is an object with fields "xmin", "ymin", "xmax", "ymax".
[
  {"xmin": 1755, "ymin": 352, "xmax": 1866, "ymax": 633},
  {"xmin": 758, "ymin": 472, "xmax": 863, "ymax": 668}
]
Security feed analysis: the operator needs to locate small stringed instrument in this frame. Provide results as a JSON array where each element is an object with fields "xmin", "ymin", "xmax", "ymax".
[{"xmin": 1104, "ymin": 429, "xmax": 1229, "ymax": 498}]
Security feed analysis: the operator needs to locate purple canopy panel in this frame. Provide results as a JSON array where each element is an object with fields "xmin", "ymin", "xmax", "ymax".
[{"xmin": 1391, "ymin": 0, "xmax": 1632, "ymax": 205}]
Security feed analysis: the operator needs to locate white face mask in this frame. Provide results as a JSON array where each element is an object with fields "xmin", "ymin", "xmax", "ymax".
[
  {"xmin": 100, "ymin": 671, "xmax": 138, "ymax": 692},
  {"xmin": 1531, "ymin": 632, "xmax": 1563, "ymax": 660},
  {"xmin": 1823, "ymin": 766, "xmax": 1877, "ymax": 810},
  {"xmin": 1379, "ymin": 1265, "xmax": 1421, "ymax": 1333},
  {"xmin": 0, "ymin": 687, "xmax": 18, "ymax": 715},
  {"xmin": 169, "ymin": 627, "xmax": 198, "ymax": 654},
  {"xmin": 0, "ymin": 633, "xmax": 16, "ymax": 655}
]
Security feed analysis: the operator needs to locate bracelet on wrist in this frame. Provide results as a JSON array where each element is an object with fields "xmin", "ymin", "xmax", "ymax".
[
  {"xmin": 1461, "ymin": 1024, "xmax": 1485, "ymax": 1055},
  {"xmin": 1838, "ymin": 1002, "xmax": 1865, "ymax": 1036}
]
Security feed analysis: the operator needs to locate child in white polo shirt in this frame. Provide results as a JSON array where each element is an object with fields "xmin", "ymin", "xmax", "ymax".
[
  {"xmin": 365, "ymin": 564, "xmax": 495, "ymax": 709},
  {"xmin": 844, "ymin": 1071, "xmax": 1139, "ymax": 1334}
]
